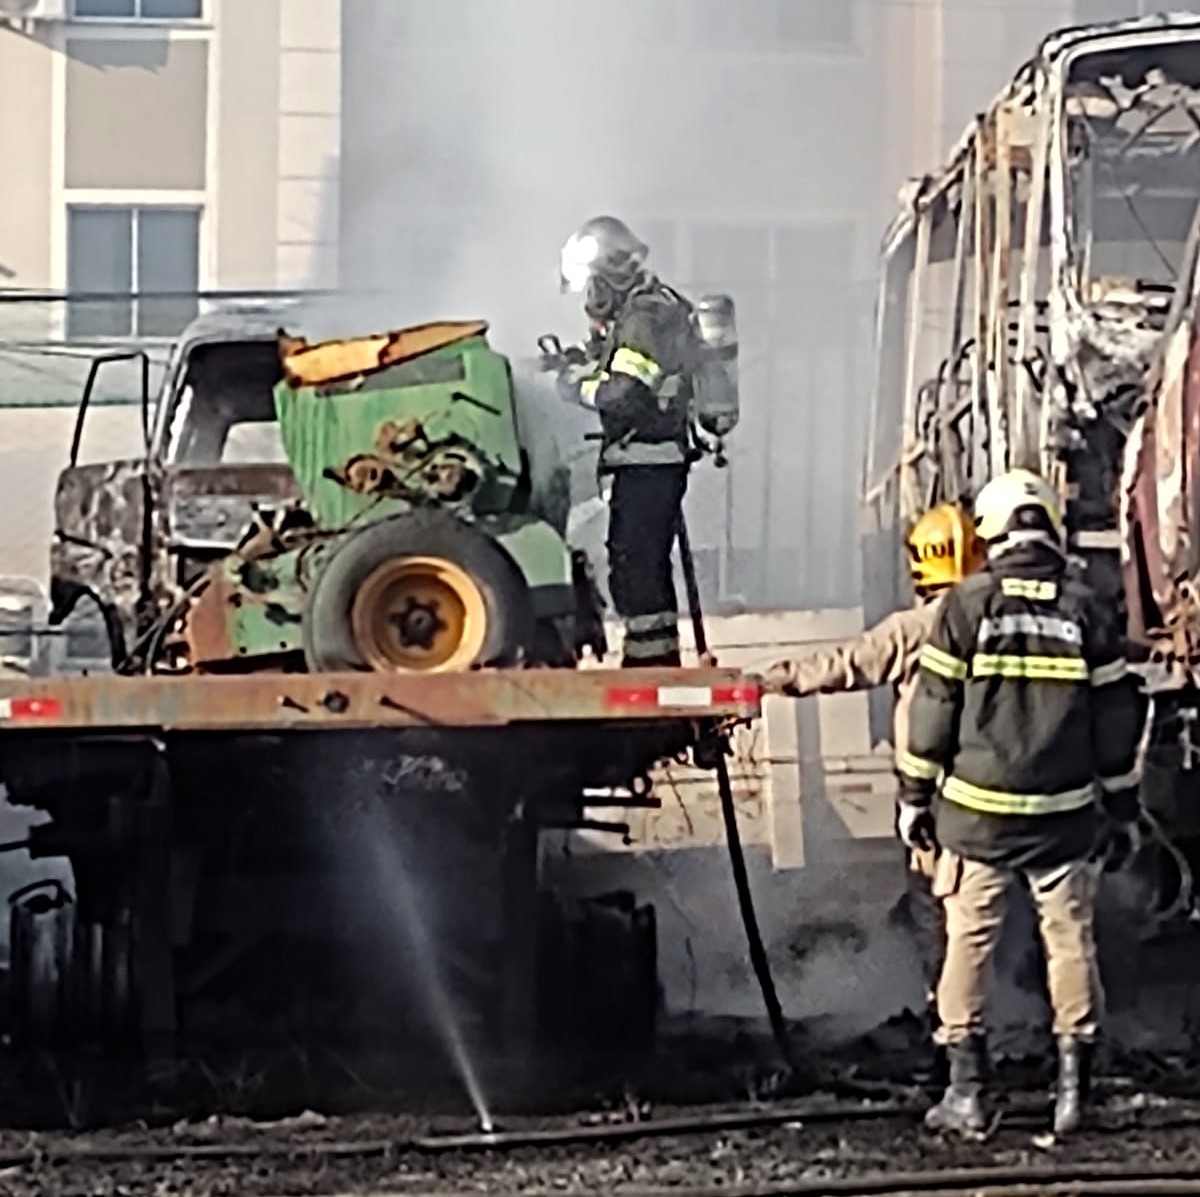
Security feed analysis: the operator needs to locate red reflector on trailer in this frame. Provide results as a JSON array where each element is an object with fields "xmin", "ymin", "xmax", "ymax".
[
  {"xmin": 605, "ymin": 686, "xmax": 661, "ymax": 708},
  {"xmin": 0, "ymin": 696, "xmax": 63, "ymax": 720},
  {"xmin": 605, "ymin": 683, "xmax": 762, "ymax": 710}
]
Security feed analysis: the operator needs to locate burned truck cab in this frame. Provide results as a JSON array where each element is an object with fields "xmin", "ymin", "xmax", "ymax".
[
  {"xmin": 158, "ymin": 318, "xmax": 301, "ymax": 577},
  {"xmin": 49, "ymin": 311, "xmax": 302, "ymax": 665}
]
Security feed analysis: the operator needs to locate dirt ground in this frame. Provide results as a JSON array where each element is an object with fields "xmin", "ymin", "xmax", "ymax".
[
  {"xmin": 7, "ymin": 1089, "xmax": 1200, "ymax": 1196},
  {"xmin": 4, "ymin": 1026, "xmax": 1200, "ymax": 1197}
]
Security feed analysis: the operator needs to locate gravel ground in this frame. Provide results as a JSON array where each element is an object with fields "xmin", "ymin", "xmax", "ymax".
[
  {"xmin": 6, "ymin": 1085, "xmax": 1200, "ymax": 1197},
  {"xmin": 2, "ymin": 1019, "xmax": 1199, "ymax": 1197}
]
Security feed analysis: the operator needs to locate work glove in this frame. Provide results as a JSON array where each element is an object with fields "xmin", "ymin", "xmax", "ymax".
[
  {"xmin": 753, "ymin": 662, "xmax": 796, "ymax": 696},
  {"xmin": 895, "ymin": 800, "xmax": 937, "ymax": 852},
  {"xmin": 1100, "ymin": 820, "xmax": 1143, "ymax": 873},
  {"xmin": 536, "ymin": 334, "xmax": 587, "ymax": 374},
  {"xmin": 1099, "ymin": 786, "xmax": 1144, "ymax": 873}
]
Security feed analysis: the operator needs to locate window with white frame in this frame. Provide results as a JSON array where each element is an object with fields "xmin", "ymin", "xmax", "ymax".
[
  {"xmin": 73, "ymin": 0, "xmax": 203, "ymax": 20},
  {"xmin": 67, "ymin": 206, "xmax": 200, "ymax": 339}
]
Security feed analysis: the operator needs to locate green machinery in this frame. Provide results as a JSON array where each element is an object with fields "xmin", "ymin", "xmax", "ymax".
[{"xmin": 174, "ymin": 320, "xmax": 593, "ymax": 675}]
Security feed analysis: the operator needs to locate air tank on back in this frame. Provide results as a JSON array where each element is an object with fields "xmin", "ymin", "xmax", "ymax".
[{"xmin": 691, "ymin": 295, "xmax": 740, "ymax": 457}]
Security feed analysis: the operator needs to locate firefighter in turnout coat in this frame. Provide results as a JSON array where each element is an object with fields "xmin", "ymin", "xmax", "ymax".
[
  {"xmin": 554, "ymin": 216, "xmax": 700, "ymax": 666},
  {"xmin": 761, "ymin": 503, "xmax": 984, "ymax": 1079},
  {"xmin": 899, "ymin": 469, "xmax": 1144, "ymax": 1137}
]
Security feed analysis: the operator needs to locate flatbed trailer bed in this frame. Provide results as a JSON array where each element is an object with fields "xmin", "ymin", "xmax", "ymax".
[
  {"xmin": 0, "ymin": 666, "xmax": 763, "ymax": 1059},
  {"xmin": 0, "ymin": 666, "xmax": 761, "ymax": 732}
]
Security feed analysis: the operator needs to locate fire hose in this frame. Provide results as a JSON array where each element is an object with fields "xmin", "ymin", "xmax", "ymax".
[
  {"xmin": 675, "ymin": 513, "xmax": 800, "ymax": 1079},
  {"xmin": 1135, "ymin": 808, "xmax": 1195, "ymax": 928}
]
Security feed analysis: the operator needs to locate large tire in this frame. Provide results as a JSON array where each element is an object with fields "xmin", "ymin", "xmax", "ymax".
[{"xmin": 303, "ymin": 511, "xmax": 533, "ymax": 673}]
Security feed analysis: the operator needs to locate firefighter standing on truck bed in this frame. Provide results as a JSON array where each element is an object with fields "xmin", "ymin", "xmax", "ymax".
[
  {"xmin": 549, "ymin": 216, "xmax": 700, "ymax": 667},
  {"xmin": 899, "ymin": 469, "xmax": 1144, "ymax": 1138},
  {"xmin": 759, "ymin": 503, "xmax": 984, "ymax": 1087}
]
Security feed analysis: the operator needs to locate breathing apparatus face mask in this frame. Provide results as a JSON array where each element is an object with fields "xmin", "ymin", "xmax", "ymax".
[{"xmin": 584, "ymin": 275, "xmax": 620, "ymax": 323}]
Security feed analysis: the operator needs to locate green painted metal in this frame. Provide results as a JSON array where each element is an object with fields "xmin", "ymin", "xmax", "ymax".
[
  {"xmin": 273, "ymin": 335, "xmax": 524, "ymax": 530},
  {"xmin": 224, "ymin": 549, "xmax": 308, "ymax": 660},
  {"xmin": 487, "ymin": 515, "xmax": 573, "ymax": 594},
  {"xmin": 193, "ymin": 330, "xmax": 577, "ymax": 666}
]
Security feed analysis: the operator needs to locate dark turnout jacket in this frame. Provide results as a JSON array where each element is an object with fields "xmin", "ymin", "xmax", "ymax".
[
  {"xmin": 579, "ymin": 278, "xmax": 698, "ymax": 470},
  {"xmin": 898, "ymin": 542, "xmax": 1143, "ymax": 871}
]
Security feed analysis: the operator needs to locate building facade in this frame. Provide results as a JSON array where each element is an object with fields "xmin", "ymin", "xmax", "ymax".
[{"xmin": 0, "ymin": 0, "xmax": 340, "ymax": 578}]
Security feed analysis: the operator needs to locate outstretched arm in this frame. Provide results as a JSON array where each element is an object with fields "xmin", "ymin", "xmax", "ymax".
[{"xmin": 766, "ymin": 607, "xmax": 934, "ymax": 697}]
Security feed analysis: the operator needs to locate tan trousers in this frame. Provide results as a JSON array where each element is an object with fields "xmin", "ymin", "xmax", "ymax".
[{"xmin": 933, "ymin": 852, "xmax": 1103, "ymax": 1045}]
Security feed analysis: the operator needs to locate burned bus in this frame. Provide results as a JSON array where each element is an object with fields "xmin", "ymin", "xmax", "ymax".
[{"xmin": 864, "ymin": 14, "xmax": 1200, "ymax": 933}]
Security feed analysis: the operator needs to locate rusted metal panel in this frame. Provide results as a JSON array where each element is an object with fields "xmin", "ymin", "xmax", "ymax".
[
  {"xmin": 164, "ymin": 465, "xmax": 299, "ymax": 550},
  {"xmin": 0, "ymin": 667, "xmax": 761, "ymax": 733},
  {"xmin": 1123, "ymin": 308, "xmax": 1200, "ymax": 676},
  {"xmin": 278, "ymin": 321, "xmax": 488, "ymax": 388},
  {"xmin": 51, "ymin": 457, "xmax": 156, "ymax": 652},
  {"xmin": 181, "ymin": 567, "xmax": 237, "ymax": 667}
]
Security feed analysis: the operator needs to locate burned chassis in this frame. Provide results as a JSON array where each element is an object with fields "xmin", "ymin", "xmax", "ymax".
[
  {"xmin": 0, "ymin": 656, "xmax": 760, "ymax": 1059},
  {"xmin": 863, "ymin": 15, "xmax": 1200, "ymax": 921}
]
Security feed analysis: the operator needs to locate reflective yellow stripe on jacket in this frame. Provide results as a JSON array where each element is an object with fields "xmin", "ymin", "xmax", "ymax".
[
  {"xmin": 580, "ymin": 374, "xmax": 606, "ymax": 403},
  {"xmin": 610, "ymin": 347, "xmax": 664, "ymax": 391},
  {"xmin": 919, "ymin": 644, "xmax": 968, "ymax": 681},
  {"xmin": 972, "ymin": 654, "xmax": 1088, "ymax": 682},
  {"xmin": 899, "ymin": 751, "xmax": 940, "ymax": 782},
  {"xmin": 1000, "ymin": 578, "xmax": 1058, "ymax": 601},
  {"xmin": 942, "ymin": 775, "xmax": 1096, "ymax": 816}
]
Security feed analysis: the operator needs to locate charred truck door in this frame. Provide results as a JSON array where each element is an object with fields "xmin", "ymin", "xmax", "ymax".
[{"xmin": 51, "ymin": 352, "xmax": 157, "ymax": 667}]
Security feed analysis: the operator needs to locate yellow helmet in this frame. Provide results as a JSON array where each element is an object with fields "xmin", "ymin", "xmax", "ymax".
[
  {"xmin": 974, "ymin": 469, "xmax": 1064, "ymax": 544},
  {"xmin": 906, "ymin": 503, "xmax": 985, "ymax": 591}
]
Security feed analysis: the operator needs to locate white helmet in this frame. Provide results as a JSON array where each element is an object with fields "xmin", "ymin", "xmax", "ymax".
[
  {"xmin": 974, "ymin": 468, "xmax": 1065, "ymax": 546},
  {"xmin": 559, "ymin": 216, "xmax": 648, "ymax": 295}
]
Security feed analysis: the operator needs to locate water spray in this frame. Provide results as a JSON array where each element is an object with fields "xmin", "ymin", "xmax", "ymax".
[{"xmin": 357, "ymin": 795, "xmax": 495, "ymax": 1130}]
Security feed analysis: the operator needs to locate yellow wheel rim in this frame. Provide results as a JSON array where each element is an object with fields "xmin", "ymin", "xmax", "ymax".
[{"xmin": 350, "ymin": 556, "xmax": 488, "ymax": 672}]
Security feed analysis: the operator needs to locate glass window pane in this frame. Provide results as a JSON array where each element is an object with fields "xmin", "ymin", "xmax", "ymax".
[
  {"xmin": 687, "ymin": 224, "xmax": 770, "ymax": 353},
  {"xmin": 68, "ymin": 207, "xmax": 133, "ymax": 338},
  {"xmin": 136, "ymin": 208, "xmax": 200, "ymax": 337},
  {"xmin": 141, "ymin": 0, "xmax": 203, "ymax": 18},
  {"xmin": 73, "ymin": 0, "xmax": 136, "ymax": 16},
  {"xmin": 775, "ymin": 223, "xmax": 854, "ymax": 283},
  {"xmin": 688, "ymin": 224, "xmax": 770, "ymax": 284},
  {"xmin": 777, "ymin": 0, "xmax": 854, "ymax": 44}
]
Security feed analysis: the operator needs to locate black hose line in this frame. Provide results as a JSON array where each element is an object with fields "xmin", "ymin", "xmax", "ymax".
[{"xmin": 676, "ymin": 515, "xmax": 800, "ymax": 1079}]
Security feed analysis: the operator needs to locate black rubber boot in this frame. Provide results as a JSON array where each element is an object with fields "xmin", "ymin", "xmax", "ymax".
[
  {"xmin": 915, "ymin": 1005, "xmax": 950, "ymax": 1094},
  {"xmin": 1052, "ymin": 1036, "xmax": 1094, "ymax": 1136},
  {"xmin": 924, "ymin": 1035, "xmax": 988, "ymax": 1136},
  {"xmin": 929, "ymin": 1003, "xmax": 948, "ymax": 1092},
  {"xmin": 930, "ymin": 1043, "xmax": 949, "ymax": 1092}
]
